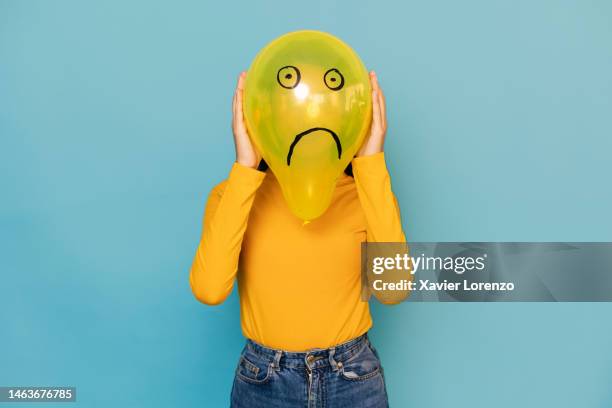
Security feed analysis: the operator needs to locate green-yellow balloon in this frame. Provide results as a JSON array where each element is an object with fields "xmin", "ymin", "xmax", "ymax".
[{"xmin": 244, "ymin": 30, "xmax": 371, "ymax": 221}]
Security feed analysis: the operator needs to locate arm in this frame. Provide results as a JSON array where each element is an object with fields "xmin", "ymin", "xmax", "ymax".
[
  {"xmin": 355, "ymin": 72, "xmax": 411, "ymax": 304},
  {"xmin": 190, "ymin": 71, "xmax": 264, "ymax": 305},
  {"xmin": 189, "ymin": 164, "xmax": 265, "ymax": 305}
]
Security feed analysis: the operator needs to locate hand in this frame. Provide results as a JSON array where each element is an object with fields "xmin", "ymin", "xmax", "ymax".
[
  {"xmin": 357, "ymin": 71, "xmax": 387, "ymax": 157},
  {"xmin": 232, "ymin": 72, "xmax": 261, "ymax": 168}
]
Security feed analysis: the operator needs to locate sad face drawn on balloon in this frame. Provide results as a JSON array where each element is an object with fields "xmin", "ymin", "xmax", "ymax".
[
  {"xmin": 244, "ymin": 31, "xmax": 372, "ymax": 222},
  {"xmin": 277, "ymin": 65, "xmax": 344, "ymax": 166}
]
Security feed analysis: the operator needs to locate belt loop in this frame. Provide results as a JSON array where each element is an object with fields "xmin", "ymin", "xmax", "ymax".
[
  {"xmin": 328, "ymin": 347, "xmax": 339, "ymax": 371},
  {"xmin": 272, "ymin": 350, "xmax": 282, "ymax": 371}
]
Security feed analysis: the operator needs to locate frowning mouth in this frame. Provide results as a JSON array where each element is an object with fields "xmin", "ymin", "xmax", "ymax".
[{"xmin": 286, "ymin": 127, "xmax": 342, "ymax": 166}]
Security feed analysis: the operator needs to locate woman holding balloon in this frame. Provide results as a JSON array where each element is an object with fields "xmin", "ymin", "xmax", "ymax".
[{"xmin": 190, "ymin": 31, "xmax": 407, "ymax": 408}]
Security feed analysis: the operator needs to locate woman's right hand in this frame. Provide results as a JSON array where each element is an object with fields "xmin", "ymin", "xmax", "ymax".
[{"xmin": 232, "ymin": 72, "xmax": 261, "ymax": 169}]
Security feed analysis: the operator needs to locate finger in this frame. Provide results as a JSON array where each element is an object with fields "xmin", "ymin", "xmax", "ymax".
[
  {"xmin": 237, "ymin": 71, "xmax": 246, "ymax": 91},
  {"xmin": 371, "ymin": 89, "xmax": 381, "ymax": 130},
  {"xmin": 236, "ymin": 89, "xmax": 244, "ymax": 119},
  {"xmin": 371, "ymin": 71, "xmax": 386, "ymax": 130},
  {"xmin": 232, "ymin": 91, "xmax": 236, "ymax": 124},
  {"xmin": 378, "ymin": 86, "xmax": 387, "ymax": 130},
  {"xmin": 370, "ymin": 71, "xmax": 380, "ymax": 92},
  {"xmin": 232, "ymin": 90, "xmax": 238, "ymax": 127},
  {"xmin": 235, "ymin": 89, "xmax": 248, "ymax": 134},
  {"xmin": 232, "ymin": 72, "xmax": 243, "ymax": 118}
]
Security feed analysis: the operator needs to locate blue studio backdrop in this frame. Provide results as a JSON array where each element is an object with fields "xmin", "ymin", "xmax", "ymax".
[{"xmin": 1, "ymin": 1, "xmax": 612, "ymax": 407}]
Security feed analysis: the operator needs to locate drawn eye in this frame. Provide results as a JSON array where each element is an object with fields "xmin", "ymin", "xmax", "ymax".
[
  {"xmin": 277, "ymin": 66, "xmax": 301, "ymax": 89},
  {"xmin": 324, "ymin": 68, "xmax": 344, "ymax": 91}
]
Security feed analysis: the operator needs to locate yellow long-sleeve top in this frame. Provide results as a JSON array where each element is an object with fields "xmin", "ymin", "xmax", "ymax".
[{"xmin": 190, "ymin": 152, "xmax": 405, "ymax": 351}]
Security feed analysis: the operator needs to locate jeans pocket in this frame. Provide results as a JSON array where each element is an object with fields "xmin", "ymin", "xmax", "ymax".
[
  {"xmin": 339, "ymin": 343, "xmax": 382, "ymax": 382},
  {"xmin": 235, "ymin": 353, "xmax": 274, "ymax": 385}
]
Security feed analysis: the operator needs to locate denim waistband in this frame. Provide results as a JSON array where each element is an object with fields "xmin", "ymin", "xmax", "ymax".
[{"xmin": 245, "ymin": 333, "xmax": 370, "ymax": 370}]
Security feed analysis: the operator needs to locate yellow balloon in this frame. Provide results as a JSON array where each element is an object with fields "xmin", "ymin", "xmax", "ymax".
[{"xmin": 244, "ymin": 30, "xmax": 372, "ymax": 221}]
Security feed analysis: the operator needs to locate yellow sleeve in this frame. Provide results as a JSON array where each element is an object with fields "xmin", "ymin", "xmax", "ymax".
[
  {"xmin": 353, "ymin": 152, "xmax": 410, "ymax": 304},
  {"xmin": 189, "ymin": 163, "xmax": 266, "ymax": 305},
  {"xmin": 352, "ymin": 152, "xmax": 406, "ymax": 243}
]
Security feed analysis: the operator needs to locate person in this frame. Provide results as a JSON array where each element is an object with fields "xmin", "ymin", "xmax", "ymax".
[{"xmin": 190, "ymin": 70, "xmax": 407, "ymax": 407}]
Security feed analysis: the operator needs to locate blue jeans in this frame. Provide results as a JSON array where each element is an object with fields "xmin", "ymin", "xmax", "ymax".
[{"xmin": 230, "ymin": 333, "xmax": 389, "ymax": 408}]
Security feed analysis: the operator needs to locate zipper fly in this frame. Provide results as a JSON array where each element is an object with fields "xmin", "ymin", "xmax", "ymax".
[{"xmin": 306, "ymin": 365, "xmax": 313, "ymax": 401}]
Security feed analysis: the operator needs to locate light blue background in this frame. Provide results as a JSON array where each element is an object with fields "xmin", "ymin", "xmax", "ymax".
[{"xmin": 1, "ymin": 0, "xmax": 612, "ymax": 407}]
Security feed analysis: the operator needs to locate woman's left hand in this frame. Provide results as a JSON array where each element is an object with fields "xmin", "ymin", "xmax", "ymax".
[{"xmin": 357, "ymin": 71, "xmax": 387, "ymax": 157}]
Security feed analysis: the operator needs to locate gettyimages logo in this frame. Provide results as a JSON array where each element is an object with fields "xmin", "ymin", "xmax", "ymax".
[{"xmin": 372, "ymin": 252, "xmax": 488, "ymax": 275}]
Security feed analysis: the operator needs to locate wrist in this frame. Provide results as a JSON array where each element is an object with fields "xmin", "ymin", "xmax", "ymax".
[
  {"xmin": 357, "ymin": 143, "xmax": 384, "ymax": 157},
  {"xmin": 357, "ymin": 148, "xmax": 382, "ymax": 157},
  {"xmin": 356, "ymin": 131, "xmax": 385, "ymax": 157},
  {"xmin": 236, "ymin": 157, "xmax": 259, "ymax": 169}
]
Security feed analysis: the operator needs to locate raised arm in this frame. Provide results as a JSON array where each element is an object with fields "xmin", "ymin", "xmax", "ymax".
[
  {"xmin": 189, "ymin": 71, "xmax": 264, "ymax": 305},
  {"xmin": 353, "ymin": 72, "xmax": 410, "ymax": 304},
  {"xmin": 354, "ymin": 71, "xmax": 405, "ymax": 243}
]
